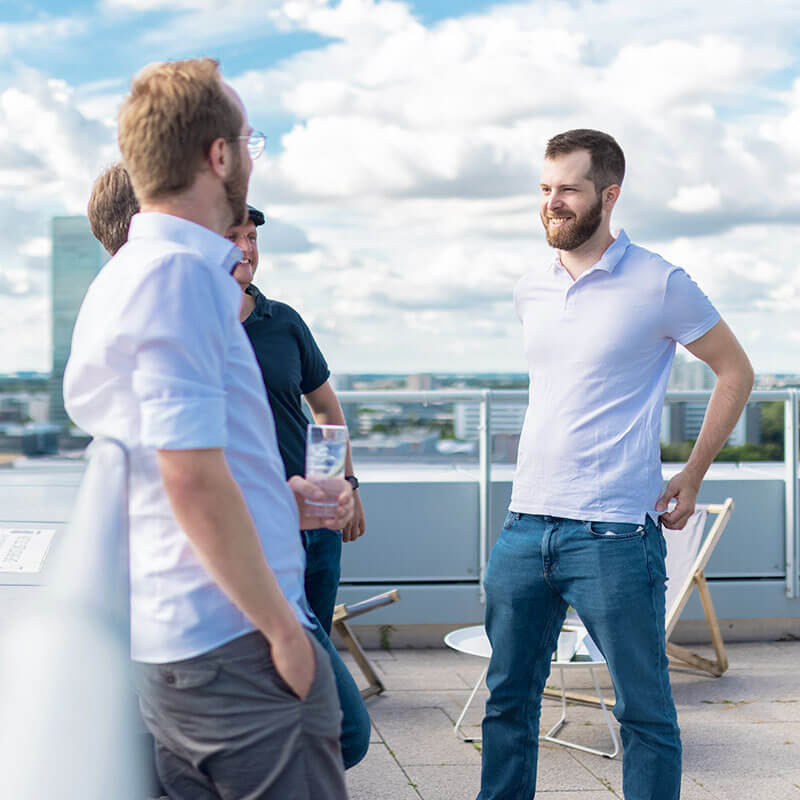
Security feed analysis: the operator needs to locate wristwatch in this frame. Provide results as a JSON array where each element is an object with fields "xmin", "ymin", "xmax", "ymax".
[{"xmin": 345, "ymin": 475, "xmax": 359, "ymax": 491}]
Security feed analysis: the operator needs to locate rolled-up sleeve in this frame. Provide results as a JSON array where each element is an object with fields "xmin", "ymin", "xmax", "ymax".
[{"xmin": 125, "ymin": 254, "xmax": 234, "ymax": 450}]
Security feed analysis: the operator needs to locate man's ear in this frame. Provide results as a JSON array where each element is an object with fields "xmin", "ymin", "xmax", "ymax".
[
  {"xmin": 207, "ymin": 137, "xmax": 230, "ymax": 180},
  {"xmin": 603, "ymin": 184, "xmax": 621, "ymax": 210}
]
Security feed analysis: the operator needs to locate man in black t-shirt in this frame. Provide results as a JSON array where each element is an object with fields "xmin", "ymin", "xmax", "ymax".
[
  {"xmin": 228, "ymin": 205, "xmax": 366, "ymax": 630},
  {"xmin": 226, "ymin": 205, "xmax": 370, "ymax": 770}
]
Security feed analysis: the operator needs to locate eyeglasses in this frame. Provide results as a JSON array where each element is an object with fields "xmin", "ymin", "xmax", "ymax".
[{"xmin": 238, "ymin": 131, "xmax": 266, "ymax": 160}]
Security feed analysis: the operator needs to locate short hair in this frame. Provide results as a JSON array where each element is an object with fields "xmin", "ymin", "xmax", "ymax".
[
  {"xmin": 87, "ymin": 162, "xmax": 140, "ymax": 256},
  {"xmin": 117, "ymin": 57, "xmax": 242, "ymax": 203},
  {"xmin": 545, "ymin": 129, "xmax": 625, "ymax": 192}
]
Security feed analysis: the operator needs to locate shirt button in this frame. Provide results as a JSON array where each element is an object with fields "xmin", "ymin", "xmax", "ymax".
[{"xmin": 164, "ymin": 671, "xmax": 176, "ymax": 686}]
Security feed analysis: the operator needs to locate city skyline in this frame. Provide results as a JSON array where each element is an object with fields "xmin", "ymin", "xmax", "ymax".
[{"xmin": 1, "ymin": 2, "xmax": 799, "ymax": 374}]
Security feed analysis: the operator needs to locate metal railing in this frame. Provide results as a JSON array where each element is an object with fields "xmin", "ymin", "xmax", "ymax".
[{"xmin": 339, "ymin": 388, "xmax": 800, "ymax": 600}]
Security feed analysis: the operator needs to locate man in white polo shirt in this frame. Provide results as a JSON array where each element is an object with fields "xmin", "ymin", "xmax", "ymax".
[
  {"xmin": 478, "ymin": 130, "xmax": 753, "ymax": 800},
  {"xmin": 64, "ymin": 58, "xmax": 352, "ymax": 799}
]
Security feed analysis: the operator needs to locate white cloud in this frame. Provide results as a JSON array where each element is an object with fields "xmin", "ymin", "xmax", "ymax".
[
  {"xmin": 668, "ymin": 184, "xmax": 722, "ymax": 214},
  {"xmin": 0, "ymin": 17, "xmax": 87, "ymax": 58},
  {"xmin": 0, "ymin": 67, "xmax": 116, "ymax": 372},
  {"xmin": 0, "ymin": 295, "xmax": 49, "ymax": 372},
  {"xmin": 3, "ymin": 0, "xmax": 800, "ymax": 374},
  {"xmin": 18, "ymin": 238, "xmax": 51, "ymax": 259}
]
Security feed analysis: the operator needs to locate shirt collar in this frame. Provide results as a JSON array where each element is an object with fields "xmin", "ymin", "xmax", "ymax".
[
  {"xmin": 595, "ymin": 229, "xmax": 631, "ymax": 273},
  {"xmin": 550, "ymin": 229, "xmax": 632, "ymax": 277},
  {"xmin": 244, "ymin": 283, "xmax": 273, "ymax": 321},
  {"xmin": 127, "ymin": 212, "xmax": 241, "ymax": 274}
]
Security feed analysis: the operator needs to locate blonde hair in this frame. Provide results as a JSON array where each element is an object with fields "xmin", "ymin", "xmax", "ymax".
[
  {"xmin": 87, "ymin": 162, "xmax": 139, "ymax": 255},
  {"xmin": 118, "ymin": 58, "xmax": 242, "ymax": 202}
]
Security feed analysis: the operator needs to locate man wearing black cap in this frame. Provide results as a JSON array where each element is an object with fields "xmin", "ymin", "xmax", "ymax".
[{"xmin": 226, "ymin": 205, "xmax": 371, "ymax": 769}]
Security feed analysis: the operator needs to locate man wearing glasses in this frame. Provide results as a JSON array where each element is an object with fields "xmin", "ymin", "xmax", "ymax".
[
  {"xmin": 65, "ymin": 59, "xmax": 351, "ymax": 799},
  {"xmin": 86, "ymin": 166, "xmax": 372, "ymax": 773}
]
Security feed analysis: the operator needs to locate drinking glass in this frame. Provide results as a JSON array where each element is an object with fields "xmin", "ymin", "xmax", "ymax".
[{"xmin": 305, "ymin": 424, "xmax": 348, "ymax": 514}]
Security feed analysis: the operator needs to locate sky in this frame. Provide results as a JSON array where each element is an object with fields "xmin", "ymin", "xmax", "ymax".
[{"xmin": 1, "ymin": 0, "xmax": 800, "ymax": 376}]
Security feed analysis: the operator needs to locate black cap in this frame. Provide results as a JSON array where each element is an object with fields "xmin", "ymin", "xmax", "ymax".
[{"xmin": 247, "ymin": 205, "xmax": 265, "ymax": 226}]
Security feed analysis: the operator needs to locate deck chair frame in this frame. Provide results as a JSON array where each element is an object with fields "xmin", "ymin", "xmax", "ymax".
[
  {"xmin": 543, "ymin": 498, "xmax": 733, "ymax": 707},
  {"xmin": 332, "ymin": 589, "xmax": 400, "ymax": 699},
  {"xmin": 664, "ymin": 498, "xmax": 732, "ymax": 677}
]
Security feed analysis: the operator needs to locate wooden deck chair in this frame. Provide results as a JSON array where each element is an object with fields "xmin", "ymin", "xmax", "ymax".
[
  {"xmin": 664, "ymin": 499, "xmax": 733, "ymax": 677},
  {"xmin": 332, "ymin": 589, "xmax": 400, "ymax": 698},
  {"xmin": 545, "ymin": 498, "xmax": 734, "ymax": 706}
]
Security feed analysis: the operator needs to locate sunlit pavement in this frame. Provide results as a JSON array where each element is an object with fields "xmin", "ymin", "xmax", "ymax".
[{"xmin": 341, "ymin": 640, "xmax": 800, "ymax": 800}]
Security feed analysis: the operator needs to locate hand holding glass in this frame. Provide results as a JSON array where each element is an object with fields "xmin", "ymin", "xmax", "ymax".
[{"xmin": 305, "ymin": 424, "xmax": 348, "ymax": 515}]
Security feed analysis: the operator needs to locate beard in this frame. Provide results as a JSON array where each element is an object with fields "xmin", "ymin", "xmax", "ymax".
[
  {"xmin": 224, "ymin": 147, "xmax": 249, "ymax": 228},
  {"xmin": 541, "ymin": 193, "xmax": 603, "ymax": 250}
]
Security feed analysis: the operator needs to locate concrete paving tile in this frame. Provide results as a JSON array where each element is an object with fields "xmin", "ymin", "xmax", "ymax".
[
  {"xmin": 336, "ymin": 646, "xmax": 397, "ymax": 662},
  {"xmin": 346, "ymin": 742, "xmax": 420, "ymax": 800},
  {"xmin": 405, "ymin": 764, "xmax": 481, "ymax": 799},
  {"xmin": 673, "ymin": 671, "xmax": 800, "ymax": 707},
  {"xmin": 513, "ymin": 792, "xmax": 616, "ymax": 798},
  {"xmin": 572, "ymin": 752, "xmax": 719, "ymax": 799},
  {"xmin": 568, "ymin": 749, "xmax": 623, "ymax": 794},
  {"xmin": 678, "ymin": 776, "xmax": 721, "ymax": 799},
  {"xmin": 539, "ymin": 718, "xmax": 621, "ymax": 755},
  {"xmin": 683, "ymin": 738, "xmax": 800, "ymax": 780},
  {"xmin": 374, "ymin": 660, "xmax": 474, "ymax": 691},
  {"xmin": 691, "ymin": 640, "xmax": 800, "ymax": 668},
  {"xmin": 407, "ymin": 759, "xmax": 620, "ymax": 799},
  {"xmin": 379, "ymin": 649, "xmax": 485, "ymax": 669},
  {"xmin": 679, "ymin": 716, "xmax": 800, "ymax": 754},
  {"xmin": 371, "ymin": 706, "xmax": 483, "ymax": 766},
  {"xmin": 732, "ymin": 699, "xmax": 800, "ymax": 724},
  {"xmin": 344, "ymin": 641, "xmax": 800, "ymax": 800},
  {"xmin": 535, "ymin": 746, "xmax": 610, "ymax": 792},
  {"xmin": 369, "ymin": 728, "xmax": 384, "ymax": 744},
  {"xmin": 367, "ymin": 689, "xmax": 484, "ymax": 722},
  {"xmin": 700, "ymin": 776, "xmax": 800, "ymax": 800}
]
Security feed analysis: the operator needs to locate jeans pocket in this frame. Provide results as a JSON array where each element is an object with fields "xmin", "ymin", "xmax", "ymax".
[
  {"xmin": 502, "ymin": 511, "xmax": 518, "ymax": 530},
  {"xmin": 585, "ymin": 521, "xmax": 645, "ymax": 539}
]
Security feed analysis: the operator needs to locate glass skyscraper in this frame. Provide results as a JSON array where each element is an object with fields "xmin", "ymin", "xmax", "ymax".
[{"xmin": 49, "ymin": 216, "xmax": 107, "ymax": 428}]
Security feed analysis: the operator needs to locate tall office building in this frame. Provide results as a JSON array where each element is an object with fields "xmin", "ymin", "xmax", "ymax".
[
  {"xmin": 49, "ymin": 217, "xmax": 106, "ymax": 428},
  {"xmin": 662, "ymin": 353, "xmax": 761, "ymax": 446}
]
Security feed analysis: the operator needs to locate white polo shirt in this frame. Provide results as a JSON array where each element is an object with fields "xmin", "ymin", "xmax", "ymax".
[
  {"xmin": 511, "ymin": 230, "xmax": 720, "ymax": 524},
  {"xmin": 64, "ymin": 212, "xmax": 309, "ymax": 663}
]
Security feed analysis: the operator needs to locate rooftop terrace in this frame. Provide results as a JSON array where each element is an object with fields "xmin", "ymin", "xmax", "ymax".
[{"xmin": 340, "ymin": 639, "xmax": 800, "ymax": 800}]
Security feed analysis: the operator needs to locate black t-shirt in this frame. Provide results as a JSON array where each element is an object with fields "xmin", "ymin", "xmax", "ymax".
[{"xmin": 242, "ymin": 284, "xmax": 330, "ymax": 479}]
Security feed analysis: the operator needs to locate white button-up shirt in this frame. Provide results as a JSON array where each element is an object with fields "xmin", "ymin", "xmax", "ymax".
[
  {"xmin": 64, "ymin": 212, "xmax": 309, "ymax": 663},
  {"xmin": 511, "ymin": 230, "xmax": 720, "ymax": 524}
]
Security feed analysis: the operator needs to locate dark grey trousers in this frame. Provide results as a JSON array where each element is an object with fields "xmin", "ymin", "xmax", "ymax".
[{"xmin": 133, "ymin": 630, "xmax": 348, "ymax": 800}]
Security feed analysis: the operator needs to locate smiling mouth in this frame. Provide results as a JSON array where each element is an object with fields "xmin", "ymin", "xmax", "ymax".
[{"xmin": 546, "ymin": 216, "xmax": 573, "ymax": 227}]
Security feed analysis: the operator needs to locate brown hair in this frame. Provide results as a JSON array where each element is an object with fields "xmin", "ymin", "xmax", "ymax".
[
  {"xmin": 87, "ymin": 162, "xmax": 140, "ymax": 256},
  {"xmin": 545, "ymin": 129, "xmax": 625, "ymax": 192},
  {"xmin": 117, "ymin": 58, "xmax": 242, "ymax": 202}
]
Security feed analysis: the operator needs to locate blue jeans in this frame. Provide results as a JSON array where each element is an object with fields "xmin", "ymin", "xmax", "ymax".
[
  {"xmin": 302, "ymin": 528, "xmax": 343, "ymax": 635},
  {"xmin": 301, "ymin": 529, "xmax": 370, "ymax": 770},
  {"xmin": 478, "ymin": 513, "xmax": 681, "ymax": 800},
  {"xmin": 308, "ymin": 611, "xmax": 371, "ymax": 770}
]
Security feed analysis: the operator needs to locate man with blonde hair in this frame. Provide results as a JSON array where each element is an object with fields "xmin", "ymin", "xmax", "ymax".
[
  {"xmin": 65, "ymin": 58, "xmax": 351, "ymax": 799},
  {"xmin": 86, "ymin": 163, "xmax": 371, "ymax": 771}
]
